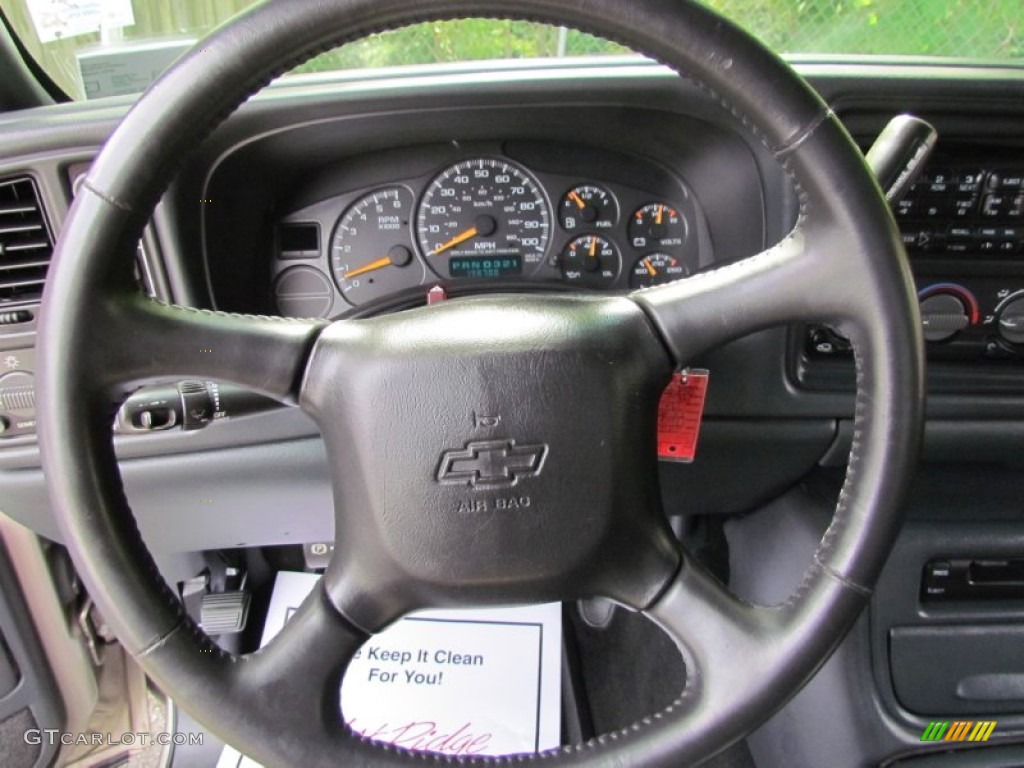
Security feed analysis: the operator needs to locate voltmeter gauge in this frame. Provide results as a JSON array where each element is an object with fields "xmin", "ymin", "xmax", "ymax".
[
  {"xmin": 629, "ymin": 253, "xmax": 689, "ymax": 288},
  {"xmin": 628, "ymin": 203, "xmax": 687, "ymax": 250},
  {"xmin": 559, "ymin": 185, "xmax": 618, "ymax": 231},
  {"xmin": 561, "ymin": 235, "xmax": 619, "ymax": 288}
]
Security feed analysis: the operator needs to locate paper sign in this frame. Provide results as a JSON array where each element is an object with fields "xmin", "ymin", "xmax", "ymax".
[
  {"xmin": 26, "ymin": 0, "xmax": 134, "ymax": 43},
  {"xmin": 217, "ymin": 572, "xmax": 561, "ymax": 766}
]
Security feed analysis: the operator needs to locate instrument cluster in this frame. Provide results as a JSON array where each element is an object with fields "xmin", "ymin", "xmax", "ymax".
[{"xmin": 271, "ymin": 145, "xmax": 706, "ymax": 318}]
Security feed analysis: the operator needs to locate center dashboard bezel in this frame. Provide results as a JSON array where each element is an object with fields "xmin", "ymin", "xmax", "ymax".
[{"xmin": 193, "ymin": 90, "xmax": 773, "ymax": 324}]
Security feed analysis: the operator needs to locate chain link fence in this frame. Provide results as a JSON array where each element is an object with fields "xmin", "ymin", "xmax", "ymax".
[
  {"xmin": 292, "ymin": 22, "xmax": 628, "ymax": 76},
  {"xmin": 295, "ymin": 0, "xmax": 1022, "ymax": 75},
  {"xmin": 706, "ymin": 0, "xmax": 1022, "ymax": 59},
  {"xmin": 3, "ymin": 0, "xmax": 1021, "ymax": 99}
]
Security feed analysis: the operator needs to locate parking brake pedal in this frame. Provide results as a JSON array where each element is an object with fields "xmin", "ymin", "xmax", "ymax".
[
  {"xmin": 200, "ymin": 592, "xmax": 251, "ymax": 635},
  {"xmin": 178, "ymin": 563, "xmax": 251, "ymax": 635}
]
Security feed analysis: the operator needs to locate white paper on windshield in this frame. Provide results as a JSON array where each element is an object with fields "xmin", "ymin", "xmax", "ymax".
[
  {"xmin": 26, "ymin": 0, "xmax": 134, "ymax": 43},
  {"xmin": 216, "ymin": 571, "xmax": 561, "ymax": 767}
]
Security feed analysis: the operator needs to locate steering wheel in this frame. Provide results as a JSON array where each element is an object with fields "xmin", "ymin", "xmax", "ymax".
[{"xmin": 37, "ymin": 0, "xmax": 923, "ymax": 765}]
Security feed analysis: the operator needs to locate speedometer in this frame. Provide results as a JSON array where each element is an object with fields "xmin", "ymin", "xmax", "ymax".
[{"xmin": 416, "ymin": 158, "xmax": 550, "ymax": 279}]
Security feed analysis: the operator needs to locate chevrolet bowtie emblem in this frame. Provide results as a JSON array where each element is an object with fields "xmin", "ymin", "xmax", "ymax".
[{"xmin": 436, "ymin": 439, "xmax": 548, "ymax": 488}]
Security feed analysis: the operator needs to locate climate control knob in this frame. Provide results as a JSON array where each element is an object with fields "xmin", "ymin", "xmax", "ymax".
[
  {"xmin": 997, "ymin": 295, "xmax": 1024, "ymax": 346},
  {"xmin": 919, "ymin": 290, "xmax": 971, "ymax": 343}
]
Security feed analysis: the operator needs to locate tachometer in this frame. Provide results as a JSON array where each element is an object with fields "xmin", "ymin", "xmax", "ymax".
[
  {"xmin": 331, "ymin": 187, "xmax": 423, "ymax": 307},
  {"xmin": 417, "ymin": 158, "xmax": 550, "ymax": 279}
]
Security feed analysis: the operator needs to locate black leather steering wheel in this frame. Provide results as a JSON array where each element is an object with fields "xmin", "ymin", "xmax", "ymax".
[{"xmin": 37, "ymin": 1, "xmax": 924, "ymax": 765}]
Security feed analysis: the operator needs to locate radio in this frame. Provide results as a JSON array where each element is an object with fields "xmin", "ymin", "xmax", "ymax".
[{"xmin": 898, "ymin": 165, "xmax": 1022, "ymax": 256}]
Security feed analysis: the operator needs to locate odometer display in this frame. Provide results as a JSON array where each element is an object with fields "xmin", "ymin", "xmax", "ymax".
[
  {"xmin": 449, "ymin": 255, "xmax": 523, "ymax": 279},
  {"xmin": 417, "ymin": 158, "xmax": 550, "ymax": 279}
]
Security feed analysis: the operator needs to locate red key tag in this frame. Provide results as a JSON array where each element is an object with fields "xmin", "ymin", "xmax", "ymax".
[{"xmin": 657, "ymin": 369, "xmax": 709, "ymax": 463}]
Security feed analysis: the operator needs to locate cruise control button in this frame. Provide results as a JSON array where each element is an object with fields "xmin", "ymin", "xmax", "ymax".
[{"xmin": 133, "ymin": 407, "xmax": 177, "ymax": 431}]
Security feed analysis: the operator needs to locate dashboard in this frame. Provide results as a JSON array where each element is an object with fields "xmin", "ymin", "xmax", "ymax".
[{"xmin": 191, "ymin": 88, "xmax": 774, "ymax": 326}]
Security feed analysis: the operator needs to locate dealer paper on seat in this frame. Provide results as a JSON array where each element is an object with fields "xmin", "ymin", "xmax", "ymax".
[{"xmin": 216, "ymin": 571, "xmax": 561, "ymax": 766}]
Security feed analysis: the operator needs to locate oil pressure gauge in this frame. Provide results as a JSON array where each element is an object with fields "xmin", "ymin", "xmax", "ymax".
[{"xmin": 561, "ymin": 235, "xmax": 619, "ymax": 288}]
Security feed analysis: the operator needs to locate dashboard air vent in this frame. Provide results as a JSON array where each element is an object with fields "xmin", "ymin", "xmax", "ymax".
[{"xmin": 0, "ymin": 177, "xmax": 53, "ymax": 306}]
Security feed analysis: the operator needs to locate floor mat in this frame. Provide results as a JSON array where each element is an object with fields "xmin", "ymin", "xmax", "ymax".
[{"xmin": 567, "ymin": 603, "xmax": 755, "ymax": 768}]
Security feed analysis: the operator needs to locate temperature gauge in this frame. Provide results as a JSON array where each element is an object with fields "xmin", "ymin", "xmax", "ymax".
[
  {"xmin": 559, "ymin": 185, "xmax": 618, "ymax": 231},
  {"xmin": 629, "ymin": 203, "xmax": 686, "ymax": 250},
  {"xmin": 630, "ymin": 253, "xmax": 688, "ymax": 288},
  {"xmin": 561, "ymin": 235, "xmax": 619, "ymax": 287}
]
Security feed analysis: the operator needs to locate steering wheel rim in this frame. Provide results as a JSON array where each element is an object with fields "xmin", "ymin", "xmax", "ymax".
[{"xmin": 36, "ymin": 1, "xmax": 924, "ymax": 766}]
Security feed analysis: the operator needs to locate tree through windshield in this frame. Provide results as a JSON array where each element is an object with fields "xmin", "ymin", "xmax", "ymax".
[{"xmin": 2, "ymin": 0, "xmax": 1022, "ymax": 100}]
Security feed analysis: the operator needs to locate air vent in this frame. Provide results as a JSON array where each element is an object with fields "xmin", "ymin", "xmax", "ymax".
[{"xmin": 0, "ymin": 177, "xmax": 52, "ymax": 306}]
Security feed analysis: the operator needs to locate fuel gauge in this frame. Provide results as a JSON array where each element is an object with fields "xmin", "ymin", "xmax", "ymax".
[
  {"xmin": 559, "ymin": 185, "xmax": 618, "ymax": 231},
  {"xmin": 630, "ymin": 253, "xmax": 689, "ymax": 288}
]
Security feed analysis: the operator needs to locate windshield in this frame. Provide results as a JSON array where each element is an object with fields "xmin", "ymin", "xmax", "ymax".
[{"xmin": 2, "ymin": 0, "xmax": 1022, "ymax": 100}]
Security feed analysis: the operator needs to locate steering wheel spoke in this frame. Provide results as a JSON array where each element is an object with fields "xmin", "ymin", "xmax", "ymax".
[
  {"xmin": 97, "ymin": 292, "xmax": 325, "ymax": 403},
  {"xmin": 631, "ymin": 223, "xmax": 849, "ymax": 365},
  {"xmin": 136, "ymin": 582, "xmax": 377, "ymax": 766},
  {"xmin": 641, "ymin": 550, "xmax": 870, "ymax": 761},
  {"xmin": 235, "ymin": 583, "xmax": 365, "ymax": 740}
]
